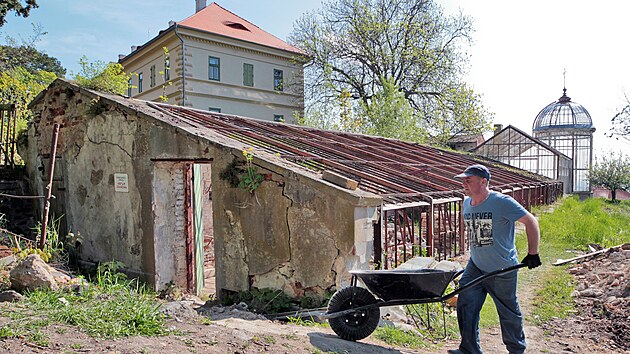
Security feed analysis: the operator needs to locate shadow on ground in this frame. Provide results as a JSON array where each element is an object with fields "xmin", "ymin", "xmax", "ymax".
[{"xmin": 308, "ymin": 332, "xmax": 403, "ymax": 353}]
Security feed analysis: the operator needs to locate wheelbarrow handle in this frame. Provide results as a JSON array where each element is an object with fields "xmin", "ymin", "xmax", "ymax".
[{"xmin": 442, "ymin": 263, "xmax": 527, "ymax": 301}]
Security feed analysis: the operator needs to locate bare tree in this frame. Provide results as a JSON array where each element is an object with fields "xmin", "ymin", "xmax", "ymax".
[
  {"xmin": 608, "ymin": 93, "xmax": 630, "ymax": 143},
  {"xmin": 289, "ymin": 0, "xmax": 492, "ymax": 145}
]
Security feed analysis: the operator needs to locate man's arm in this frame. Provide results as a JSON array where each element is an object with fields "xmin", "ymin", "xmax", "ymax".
[{"xmin": 518, "ymin": 212, "xmax": 540, "ymax": 255}]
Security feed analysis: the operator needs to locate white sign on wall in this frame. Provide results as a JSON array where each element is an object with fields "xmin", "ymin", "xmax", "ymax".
[{"xmin": 114, "ymin": 173, "xmax": 129, "ymax": 193}]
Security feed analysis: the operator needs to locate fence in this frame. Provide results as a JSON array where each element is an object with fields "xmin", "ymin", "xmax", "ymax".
[
  {"xmin": 374, "ymin": 197, "xmax": 465, "ymax": 270},
  {"xmin": 0, "ymin": 104, "xmax": 18, "ymax": 167},
  {"xmin": 373, "ymin": 182, "xmax": 563, "ymax": 270}
]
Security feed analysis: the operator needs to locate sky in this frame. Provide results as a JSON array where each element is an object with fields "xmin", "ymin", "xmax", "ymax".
[{"xmin": 1, "ymin": 0, "xmax": 628, "ymax": 157}]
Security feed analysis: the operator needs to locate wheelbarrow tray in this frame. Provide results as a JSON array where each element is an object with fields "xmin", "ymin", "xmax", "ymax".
[{"xmin": 350, "ymin": 268, "xmax": 459, "ymax": 302}]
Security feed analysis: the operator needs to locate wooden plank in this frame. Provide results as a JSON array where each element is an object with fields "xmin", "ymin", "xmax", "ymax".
[
  {"xmin": 552, "ymin": 244, "xmax": 624, "ymax": 266},
  {"xmin": 322, "ymin": 170, "xmax": 358, "ymax": 190}
]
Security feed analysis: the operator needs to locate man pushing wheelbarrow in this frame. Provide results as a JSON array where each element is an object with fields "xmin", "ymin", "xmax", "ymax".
[
  {"xmin": 324, "ymin": 164, "xmax": 542, "ymax": 354},
  {"xmin": 450, "ymin": 164, "xmax": 541, "ymax": 354}
]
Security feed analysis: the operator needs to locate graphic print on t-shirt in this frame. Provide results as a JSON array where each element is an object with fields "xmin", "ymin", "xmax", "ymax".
[{"xmin": 464, "ymin": 211, "xmax": 493, "ymax": 248}]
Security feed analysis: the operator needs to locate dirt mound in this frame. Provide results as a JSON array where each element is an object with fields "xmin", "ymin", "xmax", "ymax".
[{"xmin": 543, "ymin": 244, "xmax": 630, "ymax": 353}]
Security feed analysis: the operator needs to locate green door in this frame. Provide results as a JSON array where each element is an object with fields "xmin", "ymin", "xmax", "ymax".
[{"xmin": 193, "ymin": 164, "xmax": 205, "ymax": 295}]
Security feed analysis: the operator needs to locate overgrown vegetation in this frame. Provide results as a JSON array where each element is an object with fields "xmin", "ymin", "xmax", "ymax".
[
  {"xmin": 0, "ymin": 262, "xmax": 165, "ymax": 344},
  {"xmin": 74, "ymin": 56, "xmax": 132, "ymax": 95},
  {"xmin": 535, "ymin": 196, "xmax": 629, "ymax": 248},
  {"xmin": 219, "ymin": 148, "xmax": 265, "ymax": 194},
  {"xmin": 524, "ymin": 196, "xmax": 630, "ymax": 326}
]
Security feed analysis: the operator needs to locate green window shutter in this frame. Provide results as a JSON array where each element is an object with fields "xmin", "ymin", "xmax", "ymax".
[{"xmin": 243, "ymin": 63, "xmax": 254, "ymax": 87}]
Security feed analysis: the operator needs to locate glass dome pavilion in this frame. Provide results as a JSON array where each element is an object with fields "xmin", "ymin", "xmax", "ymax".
[{"xmin": 532, "ymin": 88, "xmax": 595, "ymax": 193}]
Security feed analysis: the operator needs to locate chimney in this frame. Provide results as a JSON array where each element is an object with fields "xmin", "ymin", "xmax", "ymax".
[
  {"xmin": 168, "ymin": 20, "xmax": 175, "ymax": 27},
  {"xmin": 131, "ymin": 45, "xmax": 138, "ymax": 52},
  {"xmin": 493, "ymin": 124, "xmax": 503, "ymax": 135},
  {"xmin": 196, "ymin": 0, "xmax": 206, "ymax": 13},
  {"xmin": 118, "ymin": 54, "xmax": 126, "ymax": 61}
]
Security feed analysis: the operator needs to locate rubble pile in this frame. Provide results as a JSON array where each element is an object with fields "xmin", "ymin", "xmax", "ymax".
[{"xmin": 547, "ymin": 243, "xmax": 630, "ymax": 352}]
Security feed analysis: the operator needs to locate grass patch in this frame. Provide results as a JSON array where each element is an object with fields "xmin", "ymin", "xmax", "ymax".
[
  {"xmin": 536, "ymin": 197, "xmax": 630, "ymax": 248},
  {"xmin": 287, "ymin": 315, "xmax": 329, "ymax": 327},
  {"xmin": 522, "ymin": 197, "xmax": 630, "ymax": 325},
  {"xmin": 529, "ymin": 266, "xmax": 574, "ymax": 324},
  {"xmin": 373, "ymin": 325, "xmax": 428, "ymax": 349},
  {"xmin": 0, "ymin": 262, "xmax": 165, "ymax": 342}
]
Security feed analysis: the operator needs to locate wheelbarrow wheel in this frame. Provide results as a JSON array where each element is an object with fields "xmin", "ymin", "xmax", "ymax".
[{"xmin": 327, "ymin": 286, "xmax": 380, "ymax": 341}]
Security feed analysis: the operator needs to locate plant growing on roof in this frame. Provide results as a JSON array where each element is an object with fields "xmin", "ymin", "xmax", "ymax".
[
  {"xmin": 238, "ymin": 147, "xmax": 264, "ymax": 193},
  {"xmin": 219, "ymin": 147, "xmax": 265, "ymax": 193}
]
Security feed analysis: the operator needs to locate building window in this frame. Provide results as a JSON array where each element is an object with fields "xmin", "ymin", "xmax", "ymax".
[
  {"xmin": 208, "ymin": 56, "xmax": 220, "ymax": 81},
  {"xmin": 274, "ymin": 114, "xmax": 284, "ymax": 122},
  {"xmin": 150, "ymin": 65, "xmax": 156, "ymax": 87},
  {"xmin": 243, "ymin": 63, "xmax": 254, "ymax": 87},
  {"xmin": 127, "ymin": 78, "xmax": 132, "ymax": 97},
  {"xmin": 164, "ymin": 56, "xmax": 170, "ymax": 81},
  {"xmin": 138, "ymin": 72, "xmax": 143, "ymax": 93},
  {"xmin": 209, "ymin": 107, "xmax": 221, "ymax": 113},
  {"xmin": 273, "ymin": 69, "xmax": 283, "ymax": 91}
]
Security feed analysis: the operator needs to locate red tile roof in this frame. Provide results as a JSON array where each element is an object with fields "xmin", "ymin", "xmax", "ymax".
[{"xmin": 178, "ymin": 2, "xmax": 305, "ymax": 56}]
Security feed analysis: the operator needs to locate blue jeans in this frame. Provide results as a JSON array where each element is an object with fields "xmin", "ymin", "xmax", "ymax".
[{"xmin": 456, "ymin": 261, "xmax": 526, "ymax": 354}]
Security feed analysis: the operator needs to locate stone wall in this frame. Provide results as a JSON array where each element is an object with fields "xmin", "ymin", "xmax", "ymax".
[
  {"xmin": 213, "ymin": 150, "xmax": 381, "ymax": 299},
  {"xmin": 23, "ymin": 80, "xmax": 382, "ymax": 298},
  {"xmin": 23, "ymin": 81, "xmax": 216, "ymax": 285}
]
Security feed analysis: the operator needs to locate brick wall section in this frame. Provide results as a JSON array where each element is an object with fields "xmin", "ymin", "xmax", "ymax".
[{"xmin": 173, "ymin": 166, "xmax": 187, "ymax": 282}]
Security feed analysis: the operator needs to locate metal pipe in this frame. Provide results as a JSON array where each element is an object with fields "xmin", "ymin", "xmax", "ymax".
[{"xmin": 39, "ymin": 123, "xmax": 60, "ymax": 249}]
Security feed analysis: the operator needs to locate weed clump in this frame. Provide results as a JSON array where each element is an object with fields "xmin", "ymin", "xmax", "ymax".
[{"xmin": 0, "ymin": 261, "xmax": 165, "ymax": 343}]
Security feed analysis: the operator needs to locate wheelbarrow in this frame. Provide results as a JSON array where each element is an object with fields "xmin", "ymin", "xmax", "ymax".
[{"xmin": 323, "ymin": 263, "xmax": 527, "ymax": 341}]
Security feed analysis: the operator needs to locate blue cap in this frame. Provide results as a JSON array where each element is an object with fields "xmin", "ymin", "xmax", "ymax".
[{"xmin": 455, "ymin": 164, "xmax": 491, "ymax": 180}]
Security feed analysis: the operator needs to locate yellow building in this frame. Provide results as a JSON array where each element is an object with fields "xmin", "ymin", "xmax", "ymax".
[{"xmin": 119, "ymin": 1, "xmax": 308, "ymax": 122}]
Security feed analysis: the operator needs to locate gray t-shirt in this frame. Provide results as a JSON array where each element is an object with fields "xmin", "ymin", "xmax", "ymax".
[{"xmin": 463, "ymin": 191, "xmax": 527, "ymax": 272}]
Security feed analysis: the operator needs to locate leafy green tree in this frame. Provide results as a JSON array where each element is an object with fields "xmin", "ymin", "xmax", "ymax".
[
  {"xmin": 74, "ymin": 56, "xmax": 132, "ymax": 95},
  {"xmin": 290, "ymin": 0, "xmax": 492, "ymax": 144},
  {"xmin": 588, "ymin": 151, "xmax": 630, "ymax": 202},
  {"xmin": 0, "ymin": 66, "xmax": 56, "ymax": 132},
  {"xmin": 0, "ymin": 44, "xmax": 66, "ymax": 77},
  {"xmin": 359, "ymin": 77, "xmax": 427, "ymax": 142},
  {"xmin": 0, "ymin": 0, "xmax": 38, "ymax": 26}
]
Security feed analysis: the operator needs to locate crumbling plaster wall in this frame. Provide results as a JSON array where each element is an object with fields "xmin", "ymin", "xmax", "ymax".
[
  {"xmin": 213, "ymin": 150, "xmax": 381, "ymax": 299},
  {"xmin": 24, "ymin": 81, "xmax": 215, "ymax": 285},
  {"xmin": 24, "ymin": 80, "xmax": 381, "ymax": 297}
]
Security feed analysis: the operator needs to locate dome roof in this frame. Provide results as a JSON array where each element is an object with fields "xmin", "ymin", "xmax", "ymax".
[{"xmin": 532, "ymin": 89, "xmax": 594, "ymax": 132}]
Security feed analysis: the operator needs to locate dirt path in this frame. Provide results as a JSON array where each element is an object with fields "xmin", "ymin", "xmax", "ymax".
[
  {"xmin": 1, "ymin": 247, "xmax": 627, "ymax": 353},
  {"xmin": 0, "ymin": 297, "xmax": 614, "ymax": 354}
]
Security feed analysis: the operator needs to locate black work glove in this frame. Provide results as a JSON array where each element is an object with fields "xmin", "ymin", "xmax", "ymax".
[{"xmin": 521, "ymin": 253, "xmax": 542, "ymax": 269}]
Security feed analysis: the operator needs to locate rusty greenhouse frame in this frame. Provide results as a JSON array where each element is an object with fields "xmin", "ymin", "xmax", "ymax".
[{"xmin": 149, "ymin": 103, "xmax": 564, "ymax": 270}]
